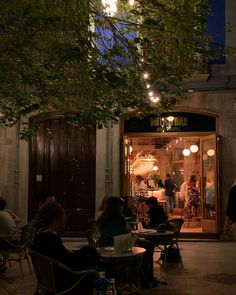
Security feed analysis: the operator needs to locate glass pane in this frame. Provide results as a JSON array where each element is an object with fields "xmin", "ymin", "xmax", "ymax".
[{"xmin": 202, "ymin": 137, "xmax": 216, "ymax": 220}]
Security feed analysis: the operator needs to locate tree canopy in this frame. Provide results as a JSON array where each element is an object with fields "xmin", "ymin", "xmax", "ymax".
[{"xmin": 0, "ymin": 0, "xmax": 214, "ymax": 131}]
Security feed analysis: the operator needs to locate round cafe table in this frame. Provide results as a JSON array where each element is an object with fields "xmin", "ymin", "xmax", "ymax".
[
  {"xmin": 98, "ymin": 246, "xmax": 146, "ymax": 289},
  {"xmin": 98, "ymin": 246, "xmax": 146, "ymax": 258}
]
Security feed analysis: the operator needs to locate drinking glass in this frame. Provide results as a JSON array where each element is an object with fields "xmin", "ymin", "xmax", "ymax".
[{"xmin": 91, "ymin": 224, "xmax": 100, "ymax": 248}]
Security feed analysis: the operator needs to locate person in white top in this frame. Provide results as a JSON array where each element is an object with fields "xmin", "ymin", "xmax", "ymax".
[
  {"xmin": 0, "ymin": 197, "xmax": 20, "ymax": 273},
  {"xmin": 134, "ymin": 175, "xmax": 147, "ymax": 196},
  {"xmin": 179, "ymin": 179, "xmax": 189, "ymax": 209},
  {"xmin": 0, "ymin": 197, "xmax": 19, "ymax": 245}
]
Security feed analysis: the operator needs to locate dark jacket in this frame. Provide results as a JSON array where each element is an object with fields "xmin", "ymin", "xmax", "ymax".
[
  {"xmin": 164, "ymin": 178, "xmax": 175, "ymax": 197},
  {"xmin": 226, "ymin": 185, "xmax": 236, "ymax": 223},
  {"xmin": 32, "ymin": 232, "xmax": 100, "ymax": 291},
  {"xmin": 146, "ymin": 205, "xmax": 168, "ymax": 228}
]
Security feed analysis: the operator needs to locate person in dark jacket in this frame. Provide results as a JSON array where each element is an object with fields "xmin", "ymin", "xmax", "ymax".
[
  {"xmin": 224, "ymin": 177, "xmax": 236, "ymax": 240},
  {"xmin": 32, "ymin": 202, "xmax": 99, "ymax": 294},
  {"xmin": 145, "ymin": 197, "xmax": 168, "ymax": 228},
  {"xmin": 164, "ymin": 174, "xmax": 176, "ymax": 214}
]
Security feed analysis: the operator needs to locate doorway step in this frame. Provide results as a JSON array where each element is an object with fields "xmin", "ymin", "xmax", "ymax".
[{"xmin": 179, "ymin": 232, "xmax": 220, "ymax": 242}]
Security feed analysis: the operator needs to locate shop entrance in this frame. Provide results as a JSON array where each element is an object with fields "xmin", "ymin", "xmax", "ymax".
[{"xmin": 121, "ymin": 112, "xmax": 219, "ymax": 234}]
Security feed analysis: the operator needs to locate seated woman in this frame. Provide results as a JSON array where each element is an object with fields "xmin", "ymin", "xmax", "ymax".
[
  {"xmin": 145, "ymin": 197, "xmax": 168, "ymax": 228},
  {"xmin": 121, "ymin": 196, "xmax": 136, "ymax": 222},
  {"xmin": 97, "ymin": 196, "xmax": 157, "ymax": 289},
  {"xmin": 32, "ymin": 202, "xmax": 99, "ymax": 295},
  {"xmin": 0, "ymin": 197, "xmax": 20, "ymax": 273}
]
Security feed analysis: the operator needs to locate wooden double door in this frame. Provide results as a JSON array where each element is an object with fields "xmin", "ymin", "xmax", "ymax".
[{"xmin": 28, "ymin": 113, "xmax": 96, "ymax": 234}]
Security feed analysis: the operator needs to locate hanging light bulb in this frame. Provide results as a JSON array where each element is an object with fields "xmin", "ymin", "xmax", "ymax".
[
  {"xmin": 207, "ymin": 149, "xmax": 215, "ymax": 156},
  {"xmin": 190, "ymin": 144, "xmax": 199, "ymax": 153},
  {"xmin": 183, "ymin": 149, "xmax": 190, "ymax": 156}
]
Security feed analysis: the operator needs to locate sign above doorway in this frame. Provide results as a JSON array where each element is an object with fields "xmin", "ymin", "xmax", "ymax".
[{"xmin": 124, "ymin": 112, "xmax": 216, "ymax": 133}]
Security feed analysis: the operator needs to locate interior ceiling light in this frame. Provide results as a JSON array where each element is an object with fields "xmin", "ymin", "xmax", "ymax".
[
  {"xmin": 183, "ymin": 148, "xmax": 190, "ymax": 156},
  {"xmin": 190, "ymin": 144, "xmax": 199, "ymax": 153},
  {"xmin": 207, "ymin": 149, "xmax": 215, "ymax": 156}
]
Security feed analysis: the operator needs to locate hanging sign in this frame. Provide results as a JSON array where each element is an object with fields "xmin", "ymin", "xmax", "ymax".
[{"xmin": 124, "ymin": 112, "xmax": 216, "ymax": 133}]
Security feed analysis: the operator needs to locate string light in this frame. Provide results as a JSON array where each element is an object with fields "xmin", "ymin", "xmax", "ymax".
[
  {"xmin": 102, "ymin": 0, "xmax": 117, "ymax": 16},
  {"xmin": 152, "ymin": 97, "xmax": 159, "ymax": 103},
  {"xmin": 143, "ymin": 72, "xmax": 149, "ymax": 79}
]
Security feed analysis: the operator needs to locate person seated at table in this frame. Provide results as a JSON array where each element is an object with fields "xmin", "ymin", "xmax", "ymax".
[
  {"xmin": 32, "ymin": 202, "xmax": 99, "ymax": 294},
  {"xmin": 27, "ymin": 191, "xmax": 56, "ymax": 248},
  {"xmin": 121, "ymin": 196, "xmax": 136, "ymax": 222},
  {"xmin": 97, "ymin": 196, "xmax": 158, "ymax": 289},
  {"xmin": 0, "ymin": 197, "xmax": 19, "ymax": 249},
  {"xmin": 0, "ymin": 197, "xmax": 20, "ymax": 273},
  {"xmin": 144, "ymin": 197, "xmax": 168, "ymax": 228}
]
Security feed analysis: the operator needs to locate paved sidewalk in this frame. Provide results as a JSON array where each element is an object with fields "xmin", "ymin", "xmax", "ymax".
[{"xmin": 1, "ymin": 241, "xmax": 236, "ymax": 295}]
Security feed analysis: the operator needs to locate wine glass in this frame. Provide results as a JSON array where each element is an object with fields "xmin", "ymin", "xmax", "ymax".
[
  {"xmin": 143, "ymin": 214, "xmax": 150, "ymax": 228},
  {"xmin": 91, "ymin": 224, "xmax": 100, "ymax": 248}
]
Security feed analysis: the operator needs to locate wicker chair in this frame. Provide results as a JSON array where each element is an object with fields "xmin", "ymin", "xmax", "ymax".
[
  {"xmin": 0, "ymin": 224, "xmax": 32, "ymax": 278},
  {"xmin": 29, "ymin": 250, "xmax": 98, "ymax": 295}
]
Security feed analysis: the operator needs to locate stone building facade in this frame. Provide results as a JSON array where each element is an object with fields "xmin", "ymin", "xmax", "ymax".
[{"xmin": 0, "ymin": 0, "xmax": 235, "ymax": 234}]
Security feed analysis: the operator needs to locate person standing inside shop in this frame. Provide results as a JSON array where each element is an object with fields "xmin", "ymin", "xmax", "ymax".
[
  {"xmin": 134, "ymin": 175, "xmax": 147, "ymax": 196},
  {"xmin": 224, "ymin": 177, "xmax": 236, "ymax": 240},
  {"xmin": 164, "ymin": 174, "xmax": 176, "ymax": 214}
]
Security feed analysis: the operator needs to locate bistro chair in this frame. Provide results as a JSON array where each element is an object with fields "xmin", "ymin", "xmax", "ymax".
[
  {"xmin": 154, "ymin": 218, "xmax": 184, "ymax": 268},
  {"xmin": 0, "ymin": 279, "xmax": 19, "ymax": 295},
  {"xmin": 29, "ymin": 250, "xmax": 98, "ymax": 295},
  {"xmin": 0, "ymin": 224, "xmax": 32, "ymax": 278}
]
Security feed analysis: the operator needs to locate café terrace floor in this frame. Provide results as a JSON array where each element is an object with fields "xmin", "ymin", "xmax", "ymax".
[{"xmin": 1, "ymin": 240, "xmax": 236, "ymax": 295}]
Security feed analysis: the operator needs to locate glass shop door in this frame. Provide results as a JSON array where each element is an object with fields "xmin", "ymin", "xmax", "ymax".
[{"xmin": 200, "ymin": 134, "xmax": 219, "ymax": 233}]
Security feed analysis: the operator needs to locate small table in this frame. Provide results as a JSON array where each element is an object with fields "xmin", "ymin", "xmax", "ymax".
[
  {"xmin": 132, "ymin": 229, "xmax": 174, "ymax": 238},
  {"xmin": 98, "ymin": 246, "xmax": 146, "ymax": 258},
  {"xmin": 98, "ymin": 246, "xmax": 146, "ymax": 288}
]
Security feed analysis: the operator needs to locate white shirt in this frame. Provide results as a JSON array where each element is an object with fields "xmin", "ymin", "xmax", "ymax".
[
  {"xmin": 134, "ymin": 181, "xmax": 147, "ymax": 195},
  {"xmin": 0, "ymin": 210, "xmax": 17, "ymax": 240}
]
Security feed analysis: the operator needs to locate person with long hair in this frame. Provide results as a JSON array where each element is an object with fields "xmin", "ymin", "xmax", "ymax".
[
  {"xmin": 32, "ymin": 202, "xmax": 99, "ymax": 294},
  {"xmin": 97, "ymin": 196, "xmax": 130, "ymax": 245},
  {"xmin": 145, "ymin": 197, "xmax": 168, "ymax": 228},
  {"xmin": 97, "ymin": 196, "xmax": 162, "ymax": 289},
  {"xmin": 27, "ymin": 191, "xmax": 56, "ymax": 248}
]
